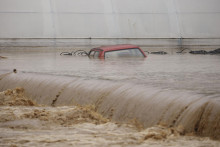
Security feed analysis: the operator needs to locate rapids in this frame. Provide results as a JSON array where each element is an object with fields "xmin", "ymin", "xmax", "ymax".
[
  {"xmin": 0, "ymin": 87, "xmax": 219, "ymax": 147},
  {"xmin": 0, "ymin": 72, "xmax": 219, "ymax": 140}
]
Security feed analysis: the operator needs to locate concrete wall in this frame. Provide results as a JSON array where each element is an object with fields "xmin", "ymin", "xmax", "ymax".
[{"xmin": 0, "ymin": 0, "xmax": 220, "ymax": 49}]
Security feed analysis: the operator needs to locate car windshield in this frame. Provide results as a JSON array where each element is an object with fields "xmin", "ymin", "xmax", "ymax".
[
  {"xmin": 89, "ymin": 50, "xmax": 100, "ymax": 58},
  {"xmin": 105, "ymin": 48, "xmax": 144, "ymax": 58}
]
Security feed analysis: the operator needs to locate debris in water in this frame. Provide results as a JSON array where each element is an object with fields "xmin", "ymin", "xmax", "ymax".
[
  {"xmin": 13, "ymin": 69, "xmax": 17, "ymax": 73},
  {"xmin": 60, "ymin": 50, "xmax": 88, "ymax": 56},
  {"xmin": 189, "ymin": 48, "xmax": 220, "ymax": 55},
  {"xmin": 209, "ymin": 48, "xmax": 220, "ymax": 54},
  {"xmin": 0, "ymin": 56, "xmax": 7, "ymax": 59},
  {"xmin": 189, "ymin": 50, "xmax": 208, "ymax": 54},
  {"xmin": 150, "ymin": 51, "xmax": 167, "ymax": 55}
]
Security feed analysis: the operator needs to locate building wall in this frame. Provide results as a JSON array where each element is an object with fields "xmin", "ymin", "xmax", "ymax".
[{"xmin": 0, "ymin": 0, "xmax": 220, "ymax": 49}]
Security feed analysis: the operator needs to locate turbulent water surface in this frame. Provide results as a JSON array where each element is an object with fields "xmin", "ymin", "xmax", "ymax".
[
  {"xmin": 0, "ymin": 49, "xmax": 220, "ymax": 146},
  {"xmin": 1, "ymin": 50, "xmax": 220, "ymax": 96}
]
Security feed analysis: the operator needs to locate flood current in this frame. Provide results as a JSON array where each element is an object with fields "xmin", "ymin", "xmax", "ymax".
[
  {"xmin": 0, "ymin": 49, "xmax": 220, "ymax": 146},
  {"xmin": 1, "ymin": 50, "xmax": 220, "ymax": 96}
]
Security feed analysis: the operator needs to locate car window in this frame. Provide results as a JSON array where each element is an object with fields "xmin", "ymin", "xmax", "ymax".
[
  {"xmin": 94, "ymin": 51, "xmax": 100, "ymax": 58},
  {"xmin": 89, "ymin": 51, "xmax": 95, "ymax": 57},
  {"xmin": 89, "ymin": 50, "xmax": 100, "ymax": 58},
  {"xmin": 105, "ymin": 48, "xmax": 144, "ymax": 58}
]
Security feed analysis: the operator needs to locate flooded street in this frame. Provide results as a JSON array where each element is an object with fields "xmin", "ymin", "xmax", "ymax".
[
  {"xmin": 1, "ymin": 50, "xmax": 220, "ymax": 96},
  {"xmin": 0, "ymin": 49, "xmax": 220, "ymax": 146},
  {"xmin": 1, "ymin": 0, "xmax": 220, "ymax": 146}
]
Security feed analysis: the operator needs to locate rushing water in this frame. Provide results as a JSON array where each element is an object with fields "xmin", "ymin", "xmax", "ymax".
[{"xmin": 0, "ymin": 49, "xmax": 220, "ymax": 146}]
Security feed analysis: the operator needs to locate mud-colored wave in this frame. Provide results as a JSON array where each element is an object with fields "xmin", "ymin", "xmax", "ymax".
[
  {"xmin": 1, "ymin": 88, "xmax": 220, "ymax": 146},
  {"xmin": 0, "ymin": 87, "xmax": 36, "ymax": 106},
  {"xmin": 0, "ymin": 72, "xmax": 220, "ymax": 140},
  {"xmin": 0, "ymin": 87, "xmax": 108, "ymax": 125},
  {"xmin": 1, "ymin": 107, "xmax": 219, "ymax": 146}
]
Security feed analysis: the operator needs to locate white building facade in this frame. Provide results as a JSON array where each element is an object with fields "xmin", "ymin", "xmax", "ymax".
[{"xmin": 0, "ymin": 0, "xmax": 220, "ymax": 50}]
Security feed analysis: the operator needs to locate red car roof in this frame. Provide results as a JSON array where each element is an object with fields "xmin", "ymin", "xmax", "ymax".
[{"xmin": 98, "ymin": 44, "xmax": 140, "ymax": 52}]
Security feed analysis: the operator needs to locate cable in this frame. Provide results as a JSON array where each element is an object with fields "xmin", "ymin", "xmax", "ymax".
[
  {"xmin": 60, "ymin": 52, "xmax": 72, "ymax": 56},
  {"xmin": 60, "ymin": 50, "xmax": 89, "ymax": 56},
  {"xmin": 176, "ymin": 48, "xmax": 192, "ymax": 54}
]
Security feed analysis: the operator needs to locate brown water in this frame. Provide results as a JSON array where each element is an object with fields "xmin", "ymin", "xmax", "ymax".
[
  {"xmin": 0, "ymin": 87, "xmax": 219, "ymax": 147},
  {"xmin": 0, "ymin": 49, "xmax": 220, "ymax": 146},
  {"xmin": 1, "ymin": 50, "xmax": 220, "ymax": 96}
]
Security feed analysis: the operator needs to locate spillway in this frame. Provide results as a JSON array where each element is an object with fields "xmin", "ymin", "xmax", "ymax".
[{"xmin": 1, "ymin": 72, "xmax": 219, "ymax": 139}]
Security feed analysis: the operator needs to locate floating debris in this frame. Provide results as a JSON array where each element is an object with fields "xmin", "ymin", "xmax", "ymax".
[
  {"xmin": 0, "ymin": 56, "xmax": 7, "ymax": 59},
  {"xmin": 189, "ymin": 48, "xmax": 220, "ymax": 55},
  {"xmin": 60, "ymin": 50, "xmax": 88, "ymax": 56},
  {"xmin": 209, "ymin": 48, "xmax": 220, "ymax": 54},
  {"xmin": 150, "ymin": 51, "xmax": 167, "ymax": 55},
  {"xmin": 189, "ymin": 50, "xmax": 208, "ymax": 54}
]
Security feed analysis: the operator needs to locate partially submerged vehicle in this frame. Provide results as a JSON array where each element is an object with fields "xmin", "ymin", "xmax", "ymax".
[
  {"xmin": 88, "ymin": 44, "xmax": 147, "ymax": 59},
  {"xmin": 60, "ymin": 44, "xmax": 147, "ymax": 59}
]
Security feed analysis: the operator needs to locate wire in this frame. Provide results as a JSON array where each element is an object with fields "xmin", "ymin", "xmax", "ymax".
[
  {"xmin": 176, "ymin": 48, "xmax": 192, "ymax": 54},
  {"xmin": 60, "ymin": 52, "xmax": 72, "ymax": 56},
  {"xmin": 60, "ymin": 50, "xmax": 89, "ymax": 56}
]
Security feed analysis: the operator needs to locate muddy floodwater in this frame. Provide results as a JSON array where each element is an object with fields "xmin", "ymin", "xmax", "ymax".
[
  {"xmin": 0, "ymin": 49, "xmax": 220, "ymax": 146},
  {"xmin": 1, "ymin": 50, "xmax": 220, "ymax": 96}
]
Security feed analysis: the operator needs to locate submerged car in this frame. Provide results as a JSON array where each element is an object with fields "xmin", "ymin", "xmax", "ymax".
[{"xmin": 88, "ymin": 44, "xmax": 147, "ymax": 59}]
